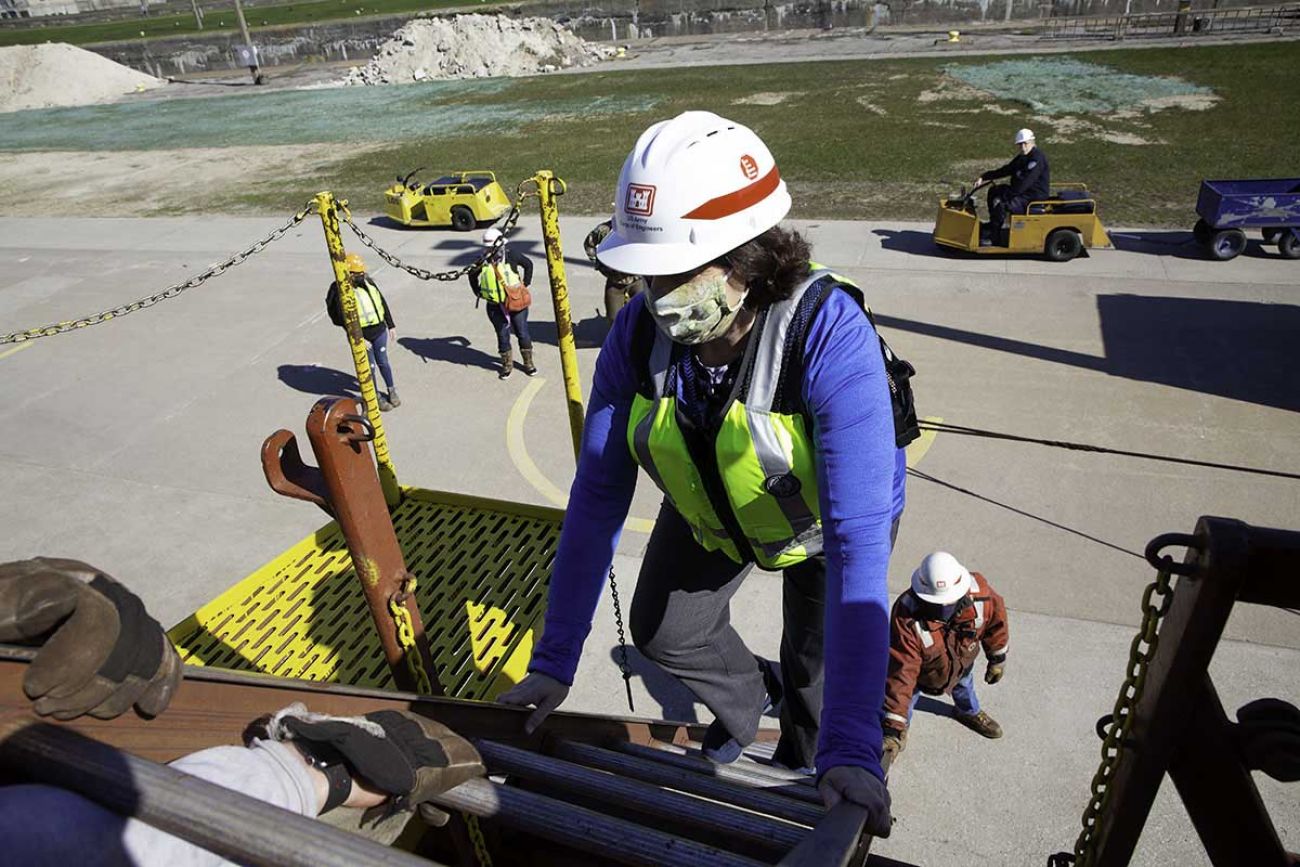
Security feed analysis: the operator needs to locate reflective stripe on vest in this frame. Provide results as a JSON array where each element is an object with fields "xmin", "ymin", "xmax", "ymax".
[
  {"xmin": 972, "ymin": 600, "xmax": 986, "ymax": 631},
  {"xmin": 352, "ymin": 277, "xmax": 385, "ymax": 328},
  {"xmin": 477, "ymin": 260, "xmax": 522, "ymax": 304},
  {"xmin": 626, "ymin": 271, "xmax": 835, "ymax": 569}
]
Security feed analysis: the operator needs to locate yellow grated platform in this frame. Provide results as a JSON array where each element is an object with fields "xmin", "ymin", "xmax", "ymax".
[{"xmin": 169, "ymin": 488, "xmax": 563, "ymax": 701}]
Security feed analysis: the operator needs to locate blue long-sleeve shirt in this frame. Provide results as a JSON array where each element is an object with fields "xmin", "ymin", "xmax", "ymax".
[{"xmin": 529, "ymin": 287, "xmax": 906, "ymax": 778}]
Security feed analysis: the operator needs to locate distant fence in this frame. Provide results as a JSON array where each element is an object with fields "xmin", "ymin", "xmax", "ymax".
[{"xmin": 1042, "ymin": 2, "xmax": 1300, "ymax": 38}]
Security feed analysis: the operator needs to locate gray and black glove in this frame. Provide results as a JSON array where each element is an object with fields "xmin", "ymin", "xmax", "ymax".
[
  {"xmin": 268, "ymin": 703, "xmax": 485, "ymax": 825},
  {"xmin": 0, "ymin": 557, "xmax": 181, "ymax": 720}
]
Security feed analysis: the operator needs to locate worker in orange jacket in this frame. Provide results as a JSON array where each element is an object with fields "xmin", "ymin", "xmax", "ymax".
[{"xmin": 881, "ymin": 551, "xmax": 1008, "ymax": 764}]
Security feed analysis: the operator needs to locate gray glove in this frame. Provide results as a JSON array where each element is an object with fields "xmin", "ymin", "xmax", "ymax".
[
  {"xmin": 0, "ymin": 557, "xmax": 181, "ymax": 720},
  {"xmin": 497, "ymin": 671, "xmax": 570, "ymax": 734}
]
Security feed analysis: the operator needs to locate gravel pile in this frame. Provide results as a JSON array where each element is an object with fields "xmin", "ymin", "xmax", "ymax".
[
  {"xmin": 342, "ymin": 14, "xmax": 614, "ymax": 85},
  {"xmin": 0, "ymin": 43, "xmax": 163, "ymax": 113}
]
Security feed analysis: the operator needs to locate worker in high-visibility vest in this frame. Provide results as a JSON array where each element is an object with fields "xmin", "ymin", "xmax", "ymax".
[
  {"xmin": 467, "ymin": 228, "xmax": 536, "ymax": 380},
  {"xmin": 500, "ymin": 111, "xmax": 906, "ymax": 832},
  {"xmin": 325, "ymin": 254, "xmax": 400, "ymax": 411}
]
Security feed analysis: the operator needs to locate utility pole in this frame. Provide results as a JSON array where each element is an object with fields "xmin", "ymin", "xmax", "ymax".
[
  {"xmin": 232, "ymin": 0, "xmax": 263, "ymax": 84},
  {"xmin": 190, "ymin": 0, "xmax": 203, "ymax": 29}
]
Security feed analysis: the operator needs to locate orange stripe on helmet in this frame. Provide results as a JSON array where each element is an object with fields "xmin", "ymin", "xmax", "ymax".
[{"xmin": 681, "ymin": 167, "xmax": 781, "ymax": 220}]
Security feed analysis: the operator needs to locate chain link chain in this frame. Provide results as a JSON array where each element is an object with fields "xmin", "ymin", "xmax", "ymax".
[
  {"xmin": 1054, "ymin": 559, "xmax": 1176, "ymax": 866},
  {"xmin": 341, "ymin": 183, "xmax": 533, "ymax": 284},
  {"xmin": 464, "ymin": 815, "xmax": 494, "ymax": 867},
  {"xmin": 387, "ymin": 575, "xmax": 436, "ymax": 696},
  {"xmin": 0, "ymin": 205, "xmax": 313, "ymax": 345},
  {"xmin": 608, "ymin": 565, "xmax": 635, "ymax": 712}
]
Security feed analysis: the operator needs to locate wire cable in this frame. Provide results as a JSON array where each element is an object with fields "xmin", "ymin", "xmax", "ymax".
[
  {"xmin": 918, "ymin": 421, "xmax": 1300, "ymax": 482},
  {"xmin": 906, "ymin": 467, "xmax": 1145, "ymax": 560}
]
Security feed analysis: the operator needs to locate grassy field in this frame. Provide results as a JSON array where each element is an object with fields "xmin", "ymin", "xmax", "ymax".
[
  {"xmin": 4, "ymin": 41, "xmax": 1298, "ymax": 225},
  {"xmin": 0, "ymin": 0, "xmax": 497, "ymax": 47},
  {"xmin": 209, "ymin": 41, "xmax": 1299, "ymax": 225}
]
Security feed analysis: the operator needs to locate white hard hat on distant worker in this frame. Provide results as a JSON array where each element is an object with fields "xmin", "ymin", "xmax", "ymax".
[
  {"xmin": 596, "ymin": 111, "xmax": 792, "ymax": 276},
  {"xmin": 1014, "ymin": 128, "xmax": 1035, "ymax": 145},
  {"xmin": 911, "ymin": 551, "xmax": 974, "ymax": 605},
  {"xmin": 483, "ymin": 227, "xmax": 503, "ymax": 245}
]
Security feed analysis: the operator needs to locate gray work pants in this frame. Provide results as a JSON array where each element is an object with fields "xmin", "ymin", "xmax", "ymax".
[{"xmin": 629, "ymin": 502, "xmax": 898, "ymax": 770}]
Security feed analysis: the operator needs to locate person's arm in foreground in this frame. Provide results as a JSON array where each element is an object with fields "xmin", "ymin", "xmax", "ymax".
[
  {"xmin": 497, "ymin": 298, "xmax": 643, "ymax": 728},
  {"xmin": 802, "ymin": 289, "xmax": 897, "ymax": 833}
]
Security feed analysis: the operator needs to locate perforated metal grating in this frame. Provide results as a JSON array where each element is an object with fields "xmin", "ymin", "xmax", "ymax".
[{"xmin": 169, "ymin": 489, "xmax": 561, "ymax": 700}]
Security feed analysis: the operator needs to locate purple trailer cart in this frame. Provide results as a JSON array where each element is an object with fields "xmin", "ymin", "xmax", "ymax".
[{"xmin": 1193, "ymin": 178, "xmax": 1300, "ymax": 261}]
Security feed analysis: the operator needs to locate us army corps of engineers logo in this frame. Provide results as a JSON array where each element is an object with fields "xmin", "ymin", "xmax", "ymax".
[{"xmin": 626, "ymin": 183, "xmax": 656, "ymax": 216}]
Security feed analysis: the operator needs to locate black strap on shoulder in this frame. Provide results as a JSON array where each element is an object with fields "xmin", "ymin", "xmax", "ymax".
[{"xmin": 630, "ymin": 303, "xmax": 660, "ymax": 398}]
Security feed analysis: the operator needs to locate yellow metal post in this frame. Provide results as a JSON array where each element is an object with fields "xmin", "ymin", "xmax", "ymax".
[
  {"xmin": 312, "ymin": 191, "xmax": 401, "ymax": 507},
  {"xmin": 533, "ymin": 171, "xmax": 585, "ymax": 461}
]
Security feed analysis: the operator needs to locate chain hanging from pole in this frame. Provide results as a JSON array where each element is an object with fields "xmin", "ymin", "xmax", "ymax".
[
  {"xmin": 607, "ymin": 565, "xmax": 635, "ymax": 713},
  {"xmin": 1049, "ymin": 538, "xmax": 1187, "ymax": 867},
  {"xmin": 0, "ymin": 204, "xmax": 313, "ymax": 345}
]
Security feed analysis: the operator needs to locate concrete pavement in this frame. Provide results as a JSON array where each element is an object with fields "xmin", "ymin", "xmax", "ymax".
[{"xmin": 1, "ymin": 212, "xmax": 1297, "ymax": 863}]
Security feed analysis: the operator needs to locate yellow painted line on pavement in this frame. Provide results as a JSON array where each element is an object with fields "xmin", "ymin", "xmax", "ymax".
[
  {"xmin": 906, "ymin": 416, "xmax": 942, "ymax": 467},
  {"xmin": 0, "ymin": 342, "xmax": 35, "ymax": 361},
  {"xmin": 505, "ymin": 376, "xmax": 656, "ymax": 535}
]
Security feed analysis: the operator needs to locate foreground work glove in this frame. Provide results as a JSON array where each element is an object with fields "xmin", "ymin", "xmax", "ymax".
[
  {"xmin": 0, "ymin": 557, "xmax": 181, "ymax": 720},
  {"xmin": 881, "ymin": 729, "xmax": 907, "ymax": 770},
  {"xmin": 269, "ymin": 703, "xmax": 485, "ymax": 826},
  {"xmin": 818, "ymin": 766, "xmax": 892, "ymax": 837},
  {"xmin": 985, "ymin": 659, "xmax": 1006, "ymax": 685},
  {"xmin": 1235, "ymin": 698, "xmax": 1300, "ymax": 783},
  {"xmin": 497, "ymin": 671, "xmax": 570, "ymax": 734}
]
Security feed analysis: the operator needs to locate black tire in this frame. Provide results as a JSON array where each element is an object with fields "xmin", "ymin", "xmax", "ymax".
[
  {"xmin": 1045, "ymin": 229, "xmax": 1083, "ymax": 262},
  {"xmin": 1193, "ymin": 218, "xmax": 1213, "ymax": 245},
  {"xmin": 1279, "ymin": 231, "xmax": 1300, "ymax": 260},
  {"xmin": 1261, "ymin": 227, "xmax": 1281, "ymax": 245},
  {"xmin": 450, "ymin": 206, "xmax": 475, "ymax": 232},
  {"xmin": 1207, "ymin": 228, "xmax": 1246, "ymax": 261}
]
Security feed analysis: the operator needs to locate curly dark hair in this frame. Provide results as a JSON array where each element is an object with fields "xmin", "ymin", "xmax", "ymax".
[{"xmin": 722, "ymin": 225, "xmax": 812, "ymax": 309}]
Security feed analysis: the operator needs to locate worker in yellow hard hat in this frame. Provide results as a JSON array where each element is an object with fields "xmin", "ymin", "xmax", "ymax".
[{"xmin": 325, "ymin": 254, "xmax": 401, "ymax": 411}]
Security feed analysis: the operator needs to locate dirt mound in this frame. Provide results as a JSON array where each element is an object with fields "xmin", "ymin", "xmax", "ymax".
[
  {"xmin": 0, "ymin": 43, "xmax": 163, "ymax": 113},
  {"xmin": 343, "ymin": 14, "xmax": 613, "ymax": 85}
]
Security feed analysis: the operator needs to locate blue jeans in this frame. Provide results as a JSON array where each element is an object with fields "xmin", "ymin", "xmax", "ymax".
[
  {"xmin": 362, "ymin": 324, "xmax": 395, "ymax": 390},
  {"xmin": 485, "ymin": 304, "xmax": 532, "ymax": 354},
  {"xmin": 908, "ymin": 669, "xmax": 980, "ymax": 721}
]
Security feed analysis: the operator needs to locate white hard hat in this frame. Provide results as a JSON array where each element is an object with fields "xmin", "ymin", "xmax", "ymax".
[
  {"xmin": 1014, "ymin": 128, "xmax": 1035, "ymax": 145},
  {"xmin": 911, "ymin": 551, "xmax": 974, "ymax": 605},
  {"xmin": 596, "ymin": 111, "xmax": 792, "ymax": 276},
  {"xmin": 482, "ymin": 227, "xmax": 503, "ymax": 245}
]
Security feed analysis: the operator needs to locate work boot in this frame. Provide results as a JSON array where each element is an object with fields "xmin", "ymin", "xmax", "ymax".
[
  {"xmin": 498, "ymin": 351, "xmax": 513, "ymax": 379},
  {"xmin": 387, "ymin": 387, "xmax": 401, "ymax": 408},
  {"xmin": 521, "ymin": 349, "xmax": 537, "ymax": 377},
  {"xmin": 377, "ymin": 392, "xmax": 394, "ymax": 412},
  {"xmin": 701, "ymin": 719, "xmax": 744, "ymax": 764},
  {"xmin": 955, "ymin": 709, "xmax": 1003, "ymax": 739}
]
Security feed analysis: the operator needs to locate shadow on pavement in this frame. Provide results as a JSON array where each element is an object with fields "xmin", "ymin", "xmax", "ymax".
[
  {"xmin": 1109, "ymin": 229, "xmax": 1286, "ymax": 262},
  {"xmin": 397, "ymin": 335, "xmax": 499, "ymax": 372},
  {"xmin": 873, "ymin": 228, "xmax": 953, "ymax": 258},
  {"xmin": 609, "ymin": 646, "xmax": 701, "ymax": 723},
  {"xmin": 912, "ymin": 695, "xmax": 957, "ymax": 719},
  {"xmin": 529, "ymin": 315, "xmax": 609, "ymax": 350},
  {"xmin": 277, "ymin": 364, "xmax": 359, "ymax": 399},
  {"xmin": 876, "ymin": 295, "xmax": 1300, "ymax": 412}
]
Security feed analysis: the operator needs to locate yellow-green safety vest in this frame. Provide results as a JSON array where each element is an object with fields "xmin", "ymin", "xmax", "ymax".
[
  {"xmin": 477, "ymin": 260, "xmax": 523, "ymax": 304},
  {"xmin": 627, "ymin": 269, "xmax": 850, "ymax": 569},
  {"xmin": 352, "ymin": 275, "xmax": 387, "ymax": 329}
]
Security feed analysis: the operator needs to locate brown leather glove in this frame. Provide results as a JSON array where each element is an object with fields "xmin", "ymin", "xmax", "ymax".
[
  {"xmin": 881, "ymin": 727, "xmax": 907, "ymax": 770},
  {"xmin": 0, "ymin": 557, "xmax": 181, "ymax": 720},
  {"xmin": 268, "ymin": 703, "xmax": 485, "ymax": 826},
  {"xmin": 985, "ymin": 659, "xmax": 1006, "ymax": 685}
]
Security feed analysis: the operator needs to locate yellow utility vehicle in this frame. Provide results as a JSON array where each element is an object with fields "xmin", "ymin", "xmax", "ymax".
[
  {"xmin": 384, "ymin": 169, "xmax": 511, "ymax": 230},
  {"xmin": 933, "ymin": 182, "xmax": 1112, "ymax": 261}
]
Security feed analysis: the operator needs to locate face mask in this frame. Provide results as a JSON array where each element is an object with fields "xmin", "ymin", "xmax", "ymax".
[{"xmin": 647, "ymin": 269, "xmax": 746, "ymax": 345}]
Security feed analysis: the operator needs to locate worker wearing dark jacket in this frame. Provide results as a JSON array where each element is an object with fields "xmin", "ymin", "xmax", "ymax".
[
  {"xmin": 326, "ymin": 254, "xmax": 400, "ymax": 411},
  {"xmin": 467, "ymin": 227, "xmax": 536, "ymax": 379},
  {"xmin": 881, "ymin": 552, "xmax": 1008, "ymax": 765},
  {"xmin": 977, "ymin": 128, "xmax": 1050, "ymax": 230}
]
